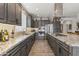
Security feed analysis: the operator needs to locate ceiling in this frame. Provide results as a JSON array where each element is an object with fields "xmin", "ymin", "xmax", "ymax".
[
  {"xmin": 63, "ymin": 3, "xmax": 79, "ymax": 17},
  {"xmin": 22, "ymin": 3, "xmax": 79, "ymax": 18}
]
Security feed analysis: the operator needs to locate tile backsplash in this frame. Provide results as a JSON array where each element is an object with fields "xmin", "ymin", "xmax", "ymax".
[
  {"xmin": 0, "ymin": 23, "xmax": 25, "ymax": 37},
  {"xmin": 0, "ymin": 23, "xmax": 15, "ymax": 35},
  {"xmin": 0, "ymin": 23, "xmax": 38, "ymax": 37}
]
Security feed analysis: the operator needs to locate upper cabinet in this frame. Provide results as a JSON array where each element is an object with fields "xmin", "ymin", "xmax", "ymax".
[
  {"xmin": 7, "ymin": 3, "xmax": 16, "ymax": 25},
  {"xmin": 0, "ymin": 3, "xmax": 6, "ymax": 23},
  {"xmin": 0, "ymin": 3, "xmax": 22, "ymax": 25},
  {"xmin": 0, "ymin": 3, "xmax": 5, "ymax": 19},
  {"xmin": 16, "ymin": 4, "xmax": 22, "ymax": 26}
]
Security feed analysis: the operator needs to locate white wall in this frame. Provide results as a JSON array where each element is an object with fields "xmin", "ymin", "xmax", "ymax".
[
  {"xmin": 72, "ymin": 20, "xmax": 77, "ymax": 32},
  {"xmin": 63, "ymin": 22, "xmax": 67, "ymax": 33},
  {"xmin": 49, "ymin": 24, "xmax": 53, "ymax": 33},
  {"xmin": 15, "ymin": 10, "xmax": 27, "ymax": 32},
  {"xmin": 62, "ymin": 18, "xmax": 78, "ymax": 33},
  {"xmin": 22, "ymin": 10, "xmax": 27, "ymax": 31}
]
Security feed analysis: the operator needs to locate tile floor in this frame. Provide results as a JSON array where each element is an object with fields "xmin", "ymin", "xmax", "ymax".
[{"xmin": 29, "ymin": 39, "xmax": 55, "ymax": 56}]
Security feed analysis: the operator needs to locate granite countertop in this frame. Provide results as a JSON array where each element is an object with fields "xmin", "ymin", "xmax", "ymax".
[
  {"xmin": 48, "ymin": 33, "xmax": 79, "ymax": 47},
  {"xmin": 0, "ymin": 32, "xmax": 35, "ymax": 55}
]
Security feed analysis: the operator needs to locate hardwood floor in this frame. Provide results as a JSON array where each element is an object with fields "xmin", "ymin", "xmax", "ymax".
[{"xmin": 29, "ymin": 39, "xmax": 55, "ymax": 56}]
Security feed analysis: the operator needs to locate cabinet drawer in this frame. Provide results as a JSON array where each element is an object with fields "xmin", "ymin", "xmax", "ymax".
[
  {"xmin": 4, "ymin": 39, "xmax": 27, "ymax": 56},
  {"xmin": 5, "ymin": 45, "xmax": 21, "ymax": 56},
  {"xmin": 56, "ymin": 39, "xmax": 70, "ymax": 52}
]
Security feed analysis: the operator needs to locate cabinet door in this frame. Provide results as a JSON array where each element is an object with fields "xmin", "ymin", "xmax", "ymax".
[
  {"xmin": 56, "ymin": 44, "xmax": 63, "ymax": 56},
  {"xmin": 12, "ymin": 50, "xmax": 21, "ymax": 56},
  {"xmin": 63, "ymin": 49, "xmax": 70, "ymax": 56},
  {"xmin": 5, "ymin": 48, "xmax": 21, "ymax": 56},
  {"xmin": 20, "ymin": 46, "xmax": 27, "ymax": 56},
  {"xmin": 27, "ymin": 39, "xmax": 32, "ymax": 51},
  {"xmin": 47, "ymin": 35, "xmax": 51, "ymax": 46},
  {"xmin": 53, "ymin": 40, "xmax": 57, "ymax": 55},
  {"xmin": 7, "ymin": 3, "xmax": 16, "ymax": 24},
  {"xmin": 0, "ymin": 3, "xmax": 5, "ymax": 19},
  {"xmin": 0, "ymin": 3, "xmax": 6, "ymax": 23},
  {"xmin": 26, "ymin": 36, "xmax": 35, "ymax": 55},
  {"xmin": 16, "ymin": 4, "xmax": 21, "ymax": 25}
]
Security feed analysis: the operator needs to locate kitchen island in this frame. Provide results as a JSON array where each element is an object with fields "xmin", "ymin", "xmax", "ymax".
[
  {"xmin": 46, "ymin": 33, "xmax": 79, "ymax": 56},
  {"xmin": 0, "ymin": 32, "xmax": 35, "ymax": 56}
]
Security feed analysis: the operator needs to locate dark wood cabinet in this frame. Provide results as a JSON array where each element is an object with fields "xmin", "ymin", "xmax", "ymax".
[
  {"xmin": 0, "ymin": 3, "xmax": 5, "ymax": 19},
  {"xmin": 16, "ymin": 4, "xmax": 22, "ymax": 26},
  {"xmin": 63, "ymin": 49, "xmax": 70, "ymax": 56},
  {"xmin": 3, "ymin": 33, "xmax": 35, "ymax": 56},
  {"xmin": 20, "ymin": 40, "xmax": 27, "ymax": 56},
  {"xmin": 56, "ymin": 43, "xmax": 70, "ymax": 56},
  {"xmin": 56, "ymin": 43, "xmax": 63, "ymax": 56},
  {"xmin": 46, "ymin": 34, "xmax": 71, "ymax": 56},
  {"xmin": 20, "ymin": 45, "xmax": 27, "ymax": 56},
  {"xmin": 0, "ymin": 3, "xmax": 22, "ymax": 25},
  {"xmin": 0, "ymin": 3, "xmax": 6, "ymax": 23},
  {"xmin": 46, "ymin": 34, "xmax": 57, "ymax": 55},
  {"xmin": 4, "ymin": 43, "xmax": 21, "ymax": 56},
  {"xmin": 26, "ymin": 34, "xmax": 35, "ymax": 55},
  {"xmin": 7, "ymin": 3, "xmax": 16, "ymax": 25},
  {"xmin": 7, "ymin": 3, "xmax": 22, "ymax": 25}
]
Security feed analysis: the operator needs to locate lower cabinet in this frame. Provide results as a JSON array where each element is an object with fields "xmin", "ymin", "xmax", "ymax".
[
  {"xmin": 63, "ymin": 49, "xmax": 70, "ymax": 56},
  {"xmin": 11, "ymin": 49, "xmax": 21, "ymax": 56},
  {"xmin": 26, "ymin": 34, "xmax": 35, "ymax": 55},
  {"xmin": 20, "ymin": 45, "xmax": 27, "ymax": 56},
  {"xmin": 3, "ymin": 33, "xmax": 35, "ymax": 56},
  {"xmin": 56, "ymin": 44, "xmax": 64, "ymax": 56},
  {"xmin": 26, "ymin": 38, "xmax": 32, "ymax": 55},
  {"xmin": 46, "ymin": 34, "xmax": 70, "ymax": 56},
  {"xmin": 4, "ymin": 45, "xmax": 21, "ymax": 56},
  {"xmin": 46, "ymin": 34, "xmax": 57, "ymax": 56},
  {"xmin": 57, "ymin": 45, "xmax": 70, "ymax": 56}
]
